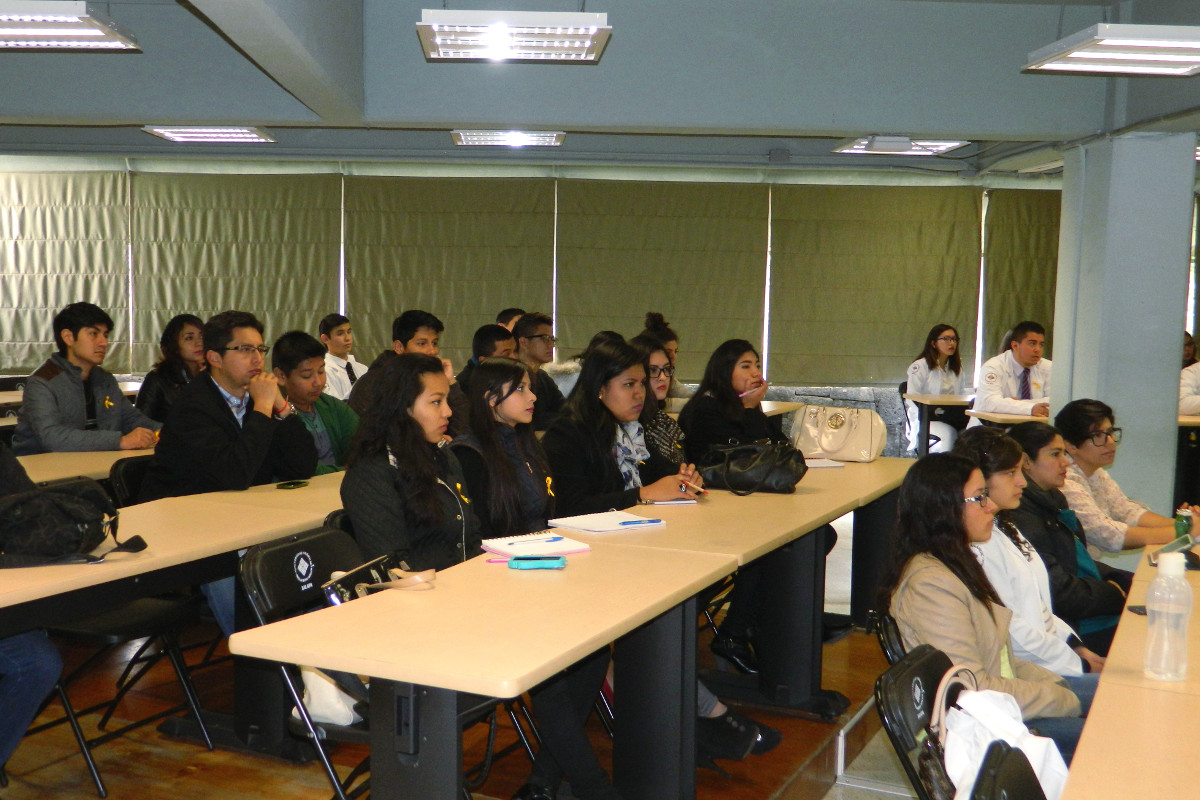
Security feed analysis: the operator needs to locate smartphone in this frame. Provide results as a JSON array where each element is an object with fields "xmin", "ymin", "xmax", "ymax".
[
  {"xmin": 508, "ymin": 555, "xmax": 567, "ymax": 570},
  {"xmin": 276, "ymin": 480, "xmax": 310, "ymax": 490},
  {"xmin": 1128, "ymin": 605, "xmax": 1147, "ymax": 616}
]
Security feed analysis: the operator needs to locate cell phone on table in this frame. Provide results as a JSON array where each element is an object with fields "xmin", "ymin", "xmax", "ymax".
[
  {"xmin": 276, "ymin": 480, "xmax": 309, "ymax": 490},
  {"xmin": 1128, "ymin": 605, "xmax": 1147, "ymax": 616},
  {"xmin": 508, "ymin": 555, "xmax": 567, "ymax": 570}
]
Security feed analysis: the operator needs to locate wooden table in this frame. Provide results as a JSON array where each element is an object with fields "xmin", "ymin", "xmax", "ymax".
[
  {"xmin": 232, "ymin": 543, "xmax": 738, "ymax": 800},
  {"xmin": 902, "ymin": 393, "xmax": 972, "ymax": 457},
  {"xmin": 665, "ymin": 399, "xmax": 805, "ymax": 421},
  {"xmin": 0, "ymin": 382, "xmax": 140, "ymax": 410},
  {"xmin": 966, "ymin": 408, "xmax": 1038, "ymax": 425},
  {"xmin": 18, "ymin": 449, "xmax": 150, "ymax": 483}
]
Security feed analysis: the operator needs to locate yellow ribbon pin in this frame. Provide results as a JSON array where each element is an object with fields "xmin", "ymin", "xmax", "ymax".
[
  {"xmin": 545, "ymin": 476, "xmax": 555, "ymax": 498},
  {"xmin": 103, "ymin": 395, "xmax": 114, "ymax": 409},
  {"xmin": 455, "ymin": 482, "xmax": 470, "ymax": 504}
]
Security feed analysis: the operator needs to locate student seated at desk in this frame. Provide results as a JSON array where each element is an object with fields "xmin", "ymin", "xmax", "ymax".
[
  {"xmin": 452, "ymin": 358, "xmax": 621, "ymax": 800},
  {"xmin": 1007, "ymin": 422, "xmax": 1131, "ymax": 656},
  {"xmin": 878, "ymin": 454, "xmax": 1090, "ymax": 763},
  {"xmin": 341, "ymin": 353, "xmax": 483, "ymax": 572},
  {"xmin": 953, "ymin": 427, "xmax": 1105, "ymax": 676},
  {"xmin": 13, "ymin": 302, "xmax": 160, "ymax": 456},
  {"xmin": 1055, "ymin": 399, "xmax": 1189, "ymax": 552},
  {"xmin": 140, "ymin": 311, "xmax": 317, "ymax": 634},
  {"xmin": 0, "ymin": 443, "xmax": 63, "ymax": 772},
  {"xmin": 271, "ymin": 331, "xmax": 357, "ymax": 475},
  {"xmin": 904, "ymin": 323, "xmax": 967, "ymax": 453},
  {"xmin": 971, "ymin": 320, "xmax": 1051, "ymax": 424},
  {"xmin": 318, "ymin": 313, "xmax": 368, "ymax": 402},
  {"xmin": 630, "ymin": 334, "xmax": 686, "ymax": 465},
  {"xmin": 514, "ymin": 312, "xmax": 565, "ymax": 432},
  {"xmin": 637, "ymin": 312, "xmax": 691, "ymax": 400},
  {"xmin": 136, "ymin": 313, "xmax": 205, "ymax": 423},
  {"xmin": 455, "ymin": 324, "xmax": 516, "ymax": 394}
]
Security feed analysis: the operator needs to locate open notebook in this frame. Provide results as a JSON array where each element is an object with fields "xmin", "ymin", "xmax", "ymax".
[
  {"xmin": 548, "ymin": 511, "xmax": 666, "ymax": 533},
  {"xmin": 481, "ymin": 530, "xmax": 592, "ymax": 558}
]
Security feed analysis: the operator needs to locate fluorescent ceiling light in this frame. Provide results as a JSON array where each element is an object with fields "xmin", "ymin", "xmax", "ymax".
[
  {"xmin": 1026, "ymin": 23, "xmax": 1200, "ymax": 77},
  {"xmin": 452, "ymin": 130, "xmax": 565, "ymax": 147},
  {"xmin": 416, "ymin": 9, "xmax": 611, "ymax": 63},
  {"xmin": 0, "ymin": 0, "xmax": 138, "ymax": 50},
  {"xmin": 143, "ymin": 126, "xmax": 275, "ymax": 144},
  {"xmin": 834, "ymin": 137, "xmax": 969, "ymax": 156}
]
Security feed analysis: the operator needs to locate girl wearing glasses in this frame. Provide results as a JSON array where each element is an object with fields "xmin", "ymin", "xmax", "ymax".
[
  {"xmin": 904, "ymin": 324, "xmax": 967, "ymax": 453},
  {"xmin": 878, "ymin": 454, "xmax": 1089, "ymax": 762},
  {"xmin": 1055, "ymin": 399, "xmax": 1192, "ymax": 551},
  {"xmin": 630, "ymin": 334, "xmax": 686, "ymax": 465}
]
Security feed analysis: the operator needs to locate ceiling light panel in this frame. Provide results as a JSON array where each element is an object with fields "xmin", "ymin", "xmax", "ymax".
[
  {"xmin": 452, "ymin": 130, "xmax": 565, "ymax": 147},
  {"xmin": 834, "ymin": 137, "xmax": 969, "ymax": 156},
  {"xmin": 0, "ymin": 0, "xmax": 138, "ymax": 50},
  {"xmin": 143, "ymin": 127, "xmax": 275, "ymax": 144},
  {"xmin": 417, "ymin": 9, "xmax": 611, "ymax": 63},
  {"xmin": 1026, "ymin": 23, "xmax": 1200, "ymax": 77}
]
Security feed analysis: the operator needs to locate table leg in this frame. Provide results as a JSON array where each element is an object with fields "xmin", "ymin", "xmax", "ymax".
[
  {"xmin": 916, "ymin": 402, "xmax": 932, "ymax": 458},
  {"xmin": 614, "ymin": 596, "xmax": 696, "ymax": 800},
  {"xmin": 850, "ymin": 488, "xmax": 900, "ymax": 628},
  {"xmin": 370, "ymin": 680, "xmax": 462, "ymax": 799}
]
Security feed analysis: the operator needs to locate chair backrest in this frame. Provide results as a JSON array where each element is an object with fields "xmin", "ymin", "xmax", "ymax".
[
  {"xmin": 874, "ymin": 643, "xmax": 954, "ymax": 800},
  {"xmin": 970, "ymin": 740, "xmax": 1047, "ymax": 800},
  {"xmin": 108, "ymin": 455, "xmax": 154, "ymax": 508},
  {"xmin": 876, "ymin": 611, "xmax": 907, "ymax": 666},
  {"xmin": 240, "ymin": 527, "xmax": 365, "ymax": 627},
  {"xmin": 322, "ymin": 508, "xmax": 356, "ymax": 541},
  {"xmin": 0, "ymin": 376, "xmax": 27, "ymax": 392}
]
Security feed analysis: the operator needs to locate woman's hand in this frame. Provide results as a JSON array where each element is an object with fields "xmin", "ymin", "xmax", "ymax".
[
  {"xmin": 740, "ymin": 379, "xmax": 768, "ymax": 408},
  {"xmin": 677, "ymin": 463, "xmax": 703, "ymax": 492},
  {"xmin": 639, "ymin": 474, "xmax": 699, "ymax": 502},
  {"xmin": 1074, "ymin": 646, "xmax": 1105, "ymax": 674}
]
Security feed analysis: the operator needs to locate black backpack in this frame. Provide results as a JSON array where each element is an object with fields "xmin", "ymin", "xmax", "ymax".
[{"xmin": 0, "ymin": 477, "xmax": 144, "ymax": 567}]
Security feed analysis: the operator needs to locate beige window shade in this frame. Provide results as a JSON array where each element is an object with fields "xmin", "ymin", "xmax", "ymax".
[
  {"xmin": 130, "ymin": 173, "xmax": 342, "ymax": 372},
  {"xmin": 769, "ymin": 185, "xmax": 982, "ymax": 385},
  {"xmin": 0, "ymin": 172, "xmax": 129, "ymax": 374},
  {"xmin": 982, "ymin": 189, "xmax": 1061, "ymax": 358},
  {"xmin": 344, "ymin": 177, "xmax": 555, "ymax": 368},
  {"xmin": 556, "ymin": 180, "xmax": 769, "ymax": 383}
]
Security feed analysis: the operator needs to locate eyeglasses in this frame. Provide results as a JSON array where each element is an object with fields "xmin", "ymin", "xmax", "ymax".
[
  {"xmin": 1087, "ymin": 427, "xmax": 1122, "ymax": 446},
  {"xmin": 526, "ymin": 334, "xmax": 557, "ymax": 345},
  {"xmin": 936, "ymin": 336, "xmax": 959, "ymax": 343},
  {"xmin": 648, "ymin": 364, "xmax": 676, "ymax": 378},
  {"xmin": 224, "ymin": 344, "xmax": 270, "ymax": 355},
  {"xmin": 963, "ymin": 488, "xmax": 990, "ymax": 506}
]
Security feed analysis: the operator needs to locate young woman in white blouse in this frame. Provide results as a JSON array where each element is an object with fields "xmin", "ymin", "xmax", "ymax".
[
  {"xmin": 904, "ymin": 324, "xmax": 967, "ymax": 452},
  {"xmin": 953, "ymin": 427, "xmax": 1105, "ymax": 676}
]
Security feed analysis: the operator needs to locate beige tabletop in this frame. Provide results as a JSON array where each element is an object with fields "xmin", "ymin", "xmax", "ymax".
[
  {"xmin": 0, "ymin": 384, "xmax": 139, "ymax": 407},
  {"xmin": 1178, "ymin": 415, "xmax": 1200, "ymax": 427},
  {"xmin": 760, "ymin": 400, "xmax": 806, "ymax": 417},
  {"xmin": 0, "ymin": 493, "xmax": 323, "ymax": 611},
  {"xmin": 230, "ymin": 543, "xmax": 738, "ymax": 698},
  {"xmin": 18, "ymin": 449, "xmax": 150, "ymax": 483},
  {"xmin": 901, "ymin": 393, "xmax": 973, "ymax": 406},
  {"xmin": 559, "ymin": 457, "xmax": 911, "ymax": 564},
  {"xmin": 965, "ymin": 408, "xmax": 1038, "ymax": 425},
  {"xmin": 200, "ymin": 471, "xmax": 345, "ymax": 517}
]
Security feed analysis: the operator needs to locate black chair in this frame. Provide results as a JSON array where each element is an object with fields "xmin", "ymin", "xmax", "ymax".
[
  {"xmin": 0, "ymin": 376, "xmax": 26, "ymax": 391},
  {"xmin": 873, "ymin": 610, "xmax": 907, "ymax": 666},
  {"xmin": 970, "ymin": 740, "xmax": 1047, "ymax": 800},
  {"xmin": 323, "ymin": 508, "xmax": 355, "ymax": 539},
  {"xmin": 107, "ymin": 454, "xmax": 154, "ymax": 508},
  {"xmin": 874, "ymin": 643, "xmax": 954, "ymax": 800}
]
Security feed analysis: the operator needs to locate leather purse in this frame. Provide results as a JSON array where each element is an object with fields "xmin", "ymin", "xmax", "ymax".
[
  {"xmin": 792, "ymin": 405, "xmax": 886, "ymax": 463},
  {"xmin": 697, "ymin": 440, "xmax": 808, "ymax": 496}
]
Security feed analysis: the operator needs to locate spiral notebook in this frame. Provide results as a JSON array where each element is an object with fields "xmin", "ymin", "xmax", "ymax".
[{"xmin": 481, "ymin": 530, "xmax": 592, "ymax": 558}]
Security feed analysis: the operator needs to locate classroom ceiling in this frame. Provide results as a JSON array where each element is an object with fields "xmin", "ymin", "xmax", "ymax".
[{"xmin": 0, "ymin": 0, "xmax": 1198, "ymax": 178}]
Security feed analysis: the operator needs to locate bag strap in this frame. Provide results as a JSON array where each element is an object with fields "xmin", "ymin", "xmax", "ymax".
[{"xmin": 928, "ymin": 665, "xmax": 977, "ymax": 742}]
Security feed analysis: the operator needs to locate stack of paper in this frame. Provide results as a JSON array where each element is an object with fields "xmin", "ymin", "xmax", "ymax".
[
  {"xmin": 481, "ymin": 530, "xmax": 592, "ymax": 558},
  {"xmin": 548, "ymin": 511, "xmax": 666, "ymax": 533}
]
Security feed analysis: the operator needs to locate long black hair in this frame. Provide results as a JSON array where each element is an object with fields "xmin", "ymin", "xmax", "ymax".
[
  {"xmin": 561, "ymin": 340, "xmax": 646, "ymax": 487},
  {"xmin": 877, "ymin": 454, "xmax": 1003, "ymax": 615},
  {"xmin": 917, "ymin": 323, "xmax": 962, "ymax": 375},
  {"xmin": 346, "ymin": 353, "xmax": 449, "ymax": 526},
  {"xmin": 679, "ymin": 338, "xmax": 757, "ymax": 426},
  {"xmin": 463, "ymin": 358, "xmax": 551, "ymax": 535},
  {"xmin": 155, "ymin": 313, "xmax": 204, "ymax": 374},
  {"xmin": 952, "ymin": 427, "xmax": 1030, "ymax": 557}
]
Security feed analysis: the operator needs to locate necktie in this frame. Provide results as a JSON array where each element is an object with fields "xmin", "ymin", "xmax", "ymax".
[
  {"xmin": 1019, "ymin": 368, "xmax": 1031, "ymax": 400},
  {"xmin": 345, "ymin": 362, "xmax": 357, "ymax": 385}
]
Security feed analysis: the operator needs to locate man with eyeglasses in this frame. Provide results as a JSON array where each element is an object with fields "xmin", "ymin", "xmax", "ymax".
[
  {"xmin": 972, "ymin": 320, "xmax": 1052, "ymax": 424},
  {"xmin": 140, "ymin": 310, "xmax": 317, "ymax": 634},
  {"xmin": 13, "ymin": 302, "xmax": 161, "ymax": 455},
  {"xmin": 514, "ymin": 311, "xmax": 565, "ymax": 431}
]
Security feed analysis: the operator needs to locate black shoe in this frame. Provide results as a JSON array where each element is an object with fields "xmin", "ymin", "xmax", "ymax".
[
  {"xmin": 710, "ymin": 634, "xmax": 759, "ymax": 675},
  {"xmin": 697, "ymin": 709, "xmax": 759, "ymax": 763},
  {"xmin": 749, "ymin": 716, "xmax": 782, "ymax": 755},
  {"xmin": 512, "ymin": 783, "xmax": 556, "ymax": 800}
]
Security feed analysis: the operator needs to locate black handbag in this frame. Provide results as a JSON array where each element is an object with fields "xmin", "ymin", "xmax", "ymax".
[
  {"xmin": 0, "ymin": 477, "xmax": 145, "ymax": 567},
  {"xmin": 697, "ymin": 440, "xmax": 808, "ymax": 496}
]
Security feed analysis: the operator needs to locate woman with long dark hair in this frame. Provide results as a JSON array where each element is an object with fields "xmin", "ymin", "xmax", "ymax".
[
  {"xmin": 904, "ymin": 323, "xmax": 966, "ymax": 453},
  {"xmin": 136, "ymin": 313, "xmax": 205, "ymax": 422},
  {"xmin": 340, "ymin": 353, "xmax": 482, "ymax": 571},
  {"xmin": 877, "ymin": 454, "xmax": 1089, "ymax": 762},
  {"xmin": 629, "ymin": 334, "xmax": 685, "ymax": 465},
  {"xmin": 677, "ymin": 339, "xmax": 783, "ymax": 464},
  {"xmin": 637, "ymin": 311, "xmax": 689, "ymax": 399}
]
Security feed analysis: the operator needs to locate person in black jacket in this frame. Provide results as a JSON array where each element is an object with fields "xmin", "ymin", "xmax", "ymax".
[
  {"xmin": 341, "ymin": 353, "xmax": 482, "ymax": 572},
  {"xmin": 135, "ymin": 313, "xmax": 205, "ymax": 422},
  {"xmin": 1007, "ymin": 421, "xmax": 1132, "ymax": 656},
  {"xmin": 140, "ymin": 310, "xmax": 318, "ymax": 634},
  {"xmin": 514, "ymin": 312, "xmax": 566, "ymax": 432}
]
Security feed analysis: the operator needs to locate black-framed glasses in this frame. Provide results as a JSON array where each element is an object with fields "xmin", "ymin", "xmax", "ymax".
[
  {"xmin": 1087, "ymin": 427, "xmax": 1122, "ymax": 446},
  {"xmin": 527, "ymin": 334, "xmax": 557, "ymax": 345},
  {"xmin": 224, "ymin": 344, "xmax": 270, "ymax": 355},
  {"xmin": 648, "ymin": 364, "xmax": 676, "ymax": 378},
  {"xmin": 963, "ymin": 488, "xmax": 990, "ymax": 506},
  {"xmin": 936, "ymin": 336, "xmax": 959, "ymax": 343}
]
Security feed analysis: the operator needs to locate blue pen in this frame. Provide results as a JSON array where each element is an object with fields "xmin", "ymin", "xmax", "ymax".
[
  {"xmin": 619, "ymin": 519, "xmax": 663, "ymax": 526},
  {"xmin": 508, "ymin": 536, "xmax": 564, "ymax": 546}
]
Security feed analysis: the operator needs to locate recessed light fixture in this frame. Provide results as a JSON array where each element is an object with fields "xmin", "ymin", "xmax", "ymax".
[
  {"xmin": 0, "ymin": 0, "xmax": 138, "ymax": 50},
  {"xmin": 143, "ymin": 126, "xmax": 275, "ymax": 144},
  {"xmin": 1026, "ymin": 23, "xmax": 1200, "ymax": 76},
  {"xmin": 416, "ymin": 9, "xmax": 611, "ymax": 63},
  {"xmin": 834, "ymin": 136, "xmax": 969, "ymax": 156},
  {"xmin": 452, "ymin": 130, "xmax": 565, "ymax": 147}
]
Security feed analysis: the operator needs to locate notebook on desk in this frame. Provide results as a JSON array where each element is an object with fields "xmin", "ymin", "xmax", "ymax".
[
  {"xmin": 548, "ymin": 511, "xmax": 666, "ymax": 533},
  {"xmin": 481, "ymin": 530, "xmax": 592, "ymax": 558}
]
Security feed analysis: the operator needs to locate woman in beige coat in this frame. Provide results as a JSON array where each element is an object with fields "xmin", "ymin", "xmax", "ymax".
[{"xmin": 877, "ymin": 453, "xmax": 1092, "ymax": 762}]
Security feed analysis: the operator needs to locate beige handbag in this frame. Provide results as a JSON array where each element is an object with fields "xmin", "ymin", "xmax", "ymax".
[{"xmin": 792, "ymin": 404, "xmax": 886, "ymax": 462}]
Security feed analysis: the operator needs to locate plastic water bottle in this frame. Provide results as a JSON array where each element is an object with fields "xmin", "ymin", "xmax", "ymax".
[
  {"xmin": 1176, "ymin": 509, "xmax": 1193, "ymax": 539},
  {"xmin": 1144, "ymin": 552, "xmax": 1193, "ymax": 681}
]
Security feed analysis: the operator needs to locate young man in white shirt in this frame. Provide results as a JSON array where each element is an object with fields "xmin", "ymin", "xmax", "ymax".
[
  {"xmin": 973, "ymin": 320, "xmax": 1052, "ymax": 423},
  {"xmin": 319, "ymin": 313, "xmax": 368, "ymax": 401}
]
